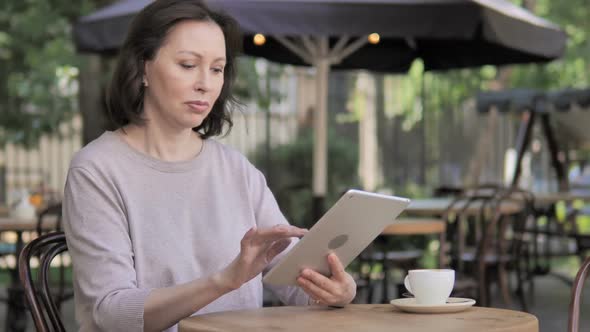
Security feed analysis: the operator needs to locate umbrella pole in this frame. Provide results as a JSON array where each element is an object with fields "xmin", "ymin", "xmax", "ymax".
[
  {"xmin": 275, "ymin": 35, "xmax": 368, "ymax": 222},
  {"xmin": 312, "ymin": 38, "xmax": 329, "ymax": 221}
]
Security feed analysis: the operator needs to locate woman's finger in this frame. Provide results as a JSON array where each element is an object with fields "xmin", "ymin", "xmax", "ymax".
[
  {"xmin": 299, "ymin": 269, "xmax": 338, "ymax": 295},
  {"xmin": 266, "ymin": 238, "xmax": 292, "ymax": 261},
  {"xmin": 327, "ymin": 253, "xmax": 346, "ymax": 280},
  {"xmin": 297, "ymin": 276, "xmax": 333, "ymax": 303},
  {"xmin": 253, "ymin": 225, "xmax": 308, "ymax": 244},
  {"xmin": 240, "ymin": 226, "xmax": 257, "ymax": 248}
]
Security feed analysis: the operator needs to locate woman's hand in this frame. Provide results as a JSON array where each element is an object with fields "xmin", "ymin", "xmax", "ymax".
[
  {"xmin": 215, "ymin": 225, "xmax": 308, "ymax": 291},
  {"xmin": 296, "ymin": 253, "xmax": 356, "ymax": 307}
]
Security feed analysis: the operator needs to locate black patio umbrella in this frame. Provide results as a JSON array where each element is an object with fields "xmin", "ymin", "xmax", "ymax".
[
  {"xmin": 76, "ymin": 0, "xmax": 566, "ymax": 70},
  {"xmin": 74, "ymin": 0, "xmax": 567, "ymax": 214}
]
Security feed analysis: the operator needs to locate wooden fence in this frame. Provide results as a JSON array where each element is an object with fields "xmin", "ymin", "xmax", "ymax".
[{"xmin": 0, "ymin": 110, "xmax": 298, "ymax": 204}]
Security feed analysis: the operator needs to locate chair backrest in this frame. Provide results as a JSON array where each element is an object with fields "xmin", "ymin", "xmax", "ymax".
[
  {"xmin": 442, "ymin": 184, "xmax": 505, "ymax": 268},
  {"xmin": 443, "ymin": 185, "xmax": 533, "ymax": 307},
  {"xmin": 37, "ymin": 203, "xmax": 63, "ymax": 236},
  {"xmin": 18, "ymin": 232, "xmax": 68, "ymax": 332},
  {"xmin": 569, "ymin": 256, "xmax": 590, "ymax": 332}
]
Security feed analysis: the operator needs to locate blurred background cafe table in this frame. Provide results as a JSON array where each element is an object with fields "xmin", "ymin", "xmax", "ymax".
[
  {"xmin": 405, "ymin": 196, "xmax": 523, "ymax": 217},
  {"xmin": 179, "ymin": 304, "xmax": 539, "ymax": 332},
  {"xmin": 521, "ymin": 190, "xmax": 590, "ymax": 283}
]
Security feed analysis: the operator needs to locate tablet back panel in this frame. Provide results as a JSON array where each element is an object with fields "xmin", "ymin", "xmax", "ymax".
[{"xmin": 263, "ymin": 189, "xmax": 410, "ymax": 285}]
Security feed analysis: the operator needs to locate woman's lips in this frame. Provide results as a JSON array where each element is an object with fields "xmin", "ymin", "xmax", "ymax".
[{"xmin": 185, "ymin": 101, "xmax": 209, "ymax": 113}]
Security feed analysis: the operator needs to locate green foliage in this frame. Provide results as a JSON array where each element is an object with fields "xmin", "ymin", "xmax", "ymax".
[
  {"xmin": 0, "ymin": 0, "xmax": 95, "ymax": 147},
  {"xmin": 253, "ymin": 129, "xmax": 359, "ymax": 227},
  {"xmin": 509, "ymin": 0, "xmax": 589, "ymax": 88},
  {"xmin": 234, "ymin": 57, "xmax": 284, "ymax": 110}
]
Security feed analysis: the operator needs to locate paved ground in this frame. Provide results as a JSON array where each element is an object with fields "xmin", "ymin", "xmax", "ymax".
[
  {"xmin": 0, "ymin": 274, "xmax": 588, "ymax": 331},
  {"xmin": 483, "ymin": 274, "xmax": 590, "ymax": 332},
  {"xmin": 526, "ymin": 275, "xmax": 590, "ymax": 332}
]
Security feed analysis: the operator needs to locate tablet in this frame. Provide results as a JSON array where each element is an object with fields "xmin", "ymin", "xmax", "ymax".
[{"xmin": 263, "ymin": 189, "xmax": 410, "ymax": 285}]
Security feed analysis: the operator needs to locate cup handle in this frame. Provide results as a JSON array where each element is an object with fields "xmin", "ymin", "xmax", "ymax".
[{"xmin": 403, "ymin": 275, "xmax": 412, "ymax": 295}]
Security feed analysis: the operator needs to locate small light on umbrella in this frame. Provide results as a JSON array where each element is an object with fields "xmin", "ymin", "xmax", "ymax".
[
  {"xmin": 253, "ymin": 34, "xmax": 266, "ymax": 46},
  {"xmin": 368, "ymin": 33, "xmax": 380, "ymax": 44}
]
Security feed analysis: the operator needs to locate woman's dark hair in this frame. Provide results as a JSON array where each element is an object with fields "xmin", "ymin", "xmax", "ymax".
[{"xmin": 106, "ymin": 0, "xmax": 241, "ymax": 138}]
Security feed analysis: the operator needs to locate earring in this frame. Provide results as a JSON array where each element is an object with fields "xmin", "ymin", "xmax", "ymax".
[{"xmin": 143, "ymin": 79, "xmax": 148, "ymax": 87}]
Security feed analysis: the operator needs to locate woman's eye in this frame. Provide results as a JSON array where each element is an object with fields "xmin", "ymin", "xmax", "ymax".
[
  {"xmin": 212, "ymin": 68, "xmax": 224, "ymax": 74},
  {"xmin": 180, "ymin": 63, "xmax": 195, "ymax": 69}
]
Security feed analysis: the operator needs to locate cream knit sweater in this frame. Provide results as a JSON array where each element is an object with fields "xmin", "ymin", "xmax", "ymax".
[{"xmin": 63, "ymin": 131, "xmax": 309, "ymax": 332}]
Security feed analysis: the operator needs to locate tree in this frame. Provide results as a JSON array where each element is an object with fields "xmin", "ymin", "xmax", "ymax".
[
  {"xmin": 509, "ymin": 0, "xmax": 589, "ymax": 88},
  {"xmin": 0, "ymin": 0, "xmax": 96, "ymax": 147},
  {"xmin": 234, "ymin": 57, "xmax": 284, "ymax": 178}
]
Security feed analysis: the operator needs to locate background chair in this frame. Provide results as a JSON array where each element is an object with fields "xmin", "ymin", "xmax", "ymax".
[
  {"xmin": 443, "ymin": 184, "xmax": 503, "ymax": 303},
  {"xmin": 36, "ymin": 203, "xmax": 63, "ymax": 236},
  {"xmin": 36, "ymin": 203, "xmax": 73, "ymax": 312},
  {"xmin": 18, "ymin": 231, "xmax": 67, "ymax": 332},
  {"xmin": 568, "ymin": 256, "xmax": 590, "ymax": 332},
  {"xmin": 445, "ymin": 185, "xmax": 534, "ymax": 310}
]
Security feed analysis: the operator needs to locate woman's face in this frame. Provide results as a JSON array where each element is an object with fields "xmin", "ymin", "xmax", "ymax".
[{"xmin": 143, "ymin": 20, "xmax": 226, "ymax": 131}]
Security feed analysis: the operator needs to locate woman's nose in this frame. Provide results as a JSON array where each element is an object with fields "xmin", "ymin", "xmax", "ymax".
[{"xmin": 193, "ymin": 68, "xmax": 211, "ymax": 93}]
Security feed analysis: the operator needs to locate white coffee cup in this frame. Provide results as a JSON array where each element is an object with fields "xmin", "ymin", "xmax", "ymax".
[{"xmin": 403, "ymin": 269, "xmax": 455, "ymax": 305}]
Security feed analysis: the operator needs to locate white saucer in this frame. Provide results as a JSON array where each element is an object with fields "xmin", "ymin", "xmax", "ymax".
[{"xmin": 390, "ymin": 297, "xmax": 476, "ymax": 314}]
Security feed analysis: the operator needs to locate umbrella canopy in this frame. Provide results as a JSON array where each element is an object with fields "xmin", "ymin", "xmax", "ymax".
[
  {"xmin": 76, "ymin": 0, "xmax": 566, "ymax": 71},
  {"xmin": 73, "ymin": 0, "xmax": 567, "ymax": 214}
]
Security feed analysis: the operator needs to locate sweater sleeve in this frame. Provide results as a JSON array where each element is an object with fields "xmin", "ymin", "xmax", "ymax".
[
  {"xmin": 245, "ymin": 162, "xmax": 311, "ymax": 306},
  {"xmin": 63, "ymin": 166, "xmax": 152, "ymax": 332}
]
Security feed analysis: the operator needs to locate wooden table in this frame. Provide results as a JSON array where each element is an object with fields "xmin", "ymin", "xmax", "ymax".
[
  {"xmin": 406, "ymin": 198, "xmax": 522, "ymax": 217},
  {"xmin": 382, "ymin": 218, "xmax": 446, "ymax": 267},
  {"xmin": 383, "ymin": 218, "xmax": 446, "ymax": 236},
  {"xmin": 0, "ymin": 216, "xmax": 57, "ymax": 232},
  {"xmin": 179, "ymin": 304, "xmax": 538, "ymax": 332},
  {"xmin": 534, "ymin": 192, "xmax": 590, "ymax": 207}
]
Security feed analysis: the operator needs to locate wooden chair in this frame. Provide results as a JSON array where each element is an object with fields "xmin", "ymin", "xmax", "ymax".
[
  {"xmin": 36, "ymin": 203, "xmax": 74, "ymax": 311},
  {"xmin": 354, "ymin": 218, "xmax": 447, "ymax": 303},
  {"xmin": 442, "ymin": 184, "xmax": 504, "ymax": 299},
  {"xmin": 18, "ymin": 232, "xmax": 68, "ymax": 332},
  {"xmin": 444, "ymin": 185, "xmax": 534, "ymax": 310},
  {"xmin": 355, "ymin": 240, "xmax": 423, "ymax": 303},
  {"xmin": 530, "ymin": 205, "xmax": 589, "ymax": 277},
  {"xmin": 568, "ymin": 256, "xmax": 590, "ymax": 332},
  {"xmin": 433, "ymin": 185, "xmax": 464, "ymax": 198},
  {"xmin": 480, "ymin": 187, "xmax": 536, "ymax": 311},
  {"xmin": 37, "ymin": 203, "xmax": 63, "ymax": 236}
]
